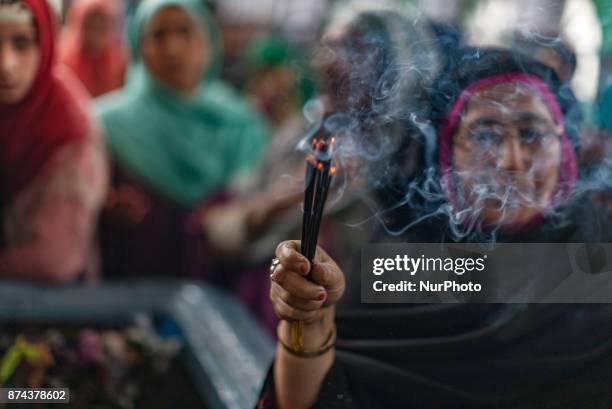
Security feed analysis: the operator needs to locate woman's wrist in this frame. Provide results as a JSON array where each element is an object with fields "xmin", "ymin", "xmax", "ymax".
[
  {"xmin": 273, "ymin": 307, "xmax": 336, "ymax": 409},
  {"xmin": 277, "ymin": 306, "xmax": 335, "ymax": 351}
]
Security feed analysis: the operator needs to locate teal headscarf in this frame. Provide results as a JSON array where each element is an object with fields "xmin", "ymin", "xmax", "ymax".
[
  {"xmin": 96, "ymin": 0, "xmax": 269, "ymax": 206},
  {"xmin": 599, "ymin": 84, "xmax": 612, "ymax": 130}
]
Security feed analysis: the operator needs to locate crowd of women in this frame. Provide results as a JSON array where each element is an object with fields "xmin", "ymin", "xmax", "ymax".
[
  {"xmin": 0, "ymin": 0, "xmax": 282, "ymax": 326},
  {"xmin": 2, "ymin": 0, "xmax": 612, "ymax": 407}
]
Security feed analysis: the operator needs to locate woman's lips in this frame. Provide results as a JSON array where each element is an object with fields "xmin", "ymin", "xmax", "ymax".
[{"xmin": 0, "ymin": 81, "xmax": 16, "ymax": 91}]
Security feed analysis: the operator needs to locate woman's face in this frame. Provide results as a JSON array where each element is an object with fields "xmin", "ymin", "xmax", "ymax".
[
  {"xmin": 83, "ymin": 10, "xmax": 110, "ymax": 53},
  {"xmin": 247, "ymin": 64, "xmax": 298, "ymax": 123},
  {"xmin": 452, "ymin": 82, "xmax": 562, "ymax": 227},
  {"xmin": 0, "ymin": 18, "xmax": 39, "ymax": 103},
  {"xmin": 141, "ymin": 6, "xmax": 208, "ymax": 93},
  {"xmin": 314, "ymin": 24, "xmax": 383, "ymax": 113}
]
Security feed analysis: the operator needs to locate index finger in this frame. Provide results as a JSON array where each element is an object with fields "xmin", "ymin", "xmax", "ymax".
[{"xmin": 275, "ymin": 240, "xmax": 310, "ymax": 275}]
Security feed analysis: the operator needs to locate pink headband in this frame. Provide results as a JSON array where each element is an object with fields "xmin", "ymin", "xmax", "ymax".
[{"xmin": 437, "ymin": 72, "xmax": 578, "ymax": 230}]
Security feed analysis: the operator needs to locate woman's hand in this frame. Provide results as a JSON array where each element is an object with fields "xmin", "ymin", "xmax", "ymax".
[
  {"xmin": 270, "ymin": 240, "xmax": 345, "ymax": 325},
  {"xmin": 104, "ymin": 184, "xmax": 151, "ymax": 224},
  {"xmin": 271, "ymin": 240, "xmax": 345, "ymax": 409}
]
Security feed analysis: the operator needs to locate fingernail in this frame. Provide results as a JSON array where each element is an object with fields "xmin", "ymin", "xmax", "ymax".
[
  {"xmin": 318, "ymin": 292, "xmax": 326, "ymax": 301},
  {"xmin": 300, "ymin": 263, "xmax": 310, "ymax": 274}
]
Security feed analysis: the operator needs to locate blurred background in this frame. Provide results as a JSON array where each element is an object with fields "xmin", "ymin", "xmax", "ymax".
[{"xmin": 54, "ymin": 0, "xmax": 612, "ymax": 103}]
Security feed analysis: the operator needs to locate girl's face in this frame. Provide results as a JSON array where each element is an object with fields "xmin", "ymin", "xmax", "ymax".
[
  {"xmin": 247, "ymin": 64, "xmax": 298, "ymax": 123},
  {"xmin": 452, "ymin": 82, "xmax": 562, "ymax": 227},
  {"xmin": 0, "ymin": 18, "xmax": 39, "ymax": 103},
  {"xmin": 141, "ymin": 6, "xmax": 208, "ymax": 94},
  {"xmin": 82, "ymin": 10, "xmax": 110, "ymax": 53}
]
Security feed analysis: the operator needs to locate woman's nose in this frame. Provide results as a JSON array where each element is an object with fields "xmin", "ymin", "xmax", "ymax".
[
  {"xmin": 0, "ymin": 45, "xmax": 18, "ymax": 78},
  {"xmin": 497, "ymin": 135, "xmax": 525, "ymax": 172},
  {"xmin": 163, "ymin": 33, "xmax": 186, "ymax": 58}
]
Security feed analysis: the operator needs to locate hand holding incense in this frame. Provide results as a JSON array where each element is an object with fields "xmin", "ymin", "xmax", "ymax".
[{"xmin": 291, "ymin": 133, "xmax": 336, "ymax": 350}]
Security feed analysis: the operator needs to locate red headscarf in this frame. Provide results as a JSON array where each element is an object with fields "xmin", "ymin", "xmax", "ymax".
[
  {"xmin": 0, "ymin": 0, "xmax": 92, "ymax": 204},
  {"xmin": 59, "ymin": 0, "xmax": 126, "ymax": 97}
]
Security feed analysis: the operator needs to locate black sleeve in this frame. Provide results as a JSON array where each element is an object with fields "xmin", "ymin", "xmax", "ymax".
[
  {"xmin": 255, "ymin": 350, "xmax": 479, "ymax": 409},
  {"xmin": 312, "ymin": 354, "xmax": 360, "ymax": 409},
  {"xmin": 255, "ymin": 355, "xmax": 360, "ymax": 409}
]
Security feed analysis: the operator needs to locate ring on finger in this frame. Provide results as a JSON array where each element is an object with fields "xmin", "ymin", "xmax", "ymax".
[{"xmin": 270, "ymin": 257, "xmax": 281, "ymax": 281}]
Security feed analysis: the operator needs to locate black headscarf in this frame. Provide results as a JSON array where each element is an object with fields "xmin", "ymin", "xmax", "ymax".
[
  {"xmin": 316, "ymin": 1, "xmax": 441, "ymax": 197},
  {"xmin": 428, "ymin": 47, "xmax": 581, "ymax": 156}
]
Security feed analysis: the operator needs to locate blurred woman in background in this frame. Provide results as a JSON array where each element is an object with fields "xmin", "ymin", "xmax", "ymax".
[
  {"xmin": 242, "ymin": 35, "xmax": 314, "ymax": 133},
  {"xmin": 0, "ymin": 0, "xmax": 107, "ymax": 282},
  {"xmin": 203, "ymin": 36, "xmax": 314, "ymax": 250},
  {"xmin": 59, "ymin": 0, "xmax": 127, "ymax": 97},
  {"xmin": 261, "ymin": 49, "xmax": 612, "ymax": 409},
  {"xmin": 96, "ymin": 0, "xmax": 268, "ymax": 280}
]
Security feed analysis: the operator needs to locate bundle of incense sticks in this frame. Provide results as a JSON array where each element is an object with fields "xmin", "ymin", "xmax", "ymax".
[{"xmin": 291, "ymin": 132, "xmax": 336, "ymax": 350}]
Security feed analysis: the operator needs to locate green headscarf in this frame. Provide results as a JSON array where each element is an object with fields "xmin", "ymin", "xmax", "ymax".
[
  {"xmin": 242, "ymin": 35, "xmax": 315, "ymax": 105},
  {"xmin": 96, "ymin": 0, "xmax": 269, "ymax": 207}
]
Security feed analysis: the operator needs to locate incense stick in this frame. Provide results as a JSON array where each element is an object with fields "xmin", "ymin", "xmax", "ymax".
[{"xmin": 291, "ymin": 134, "xmax": 335, "ymax": 351}]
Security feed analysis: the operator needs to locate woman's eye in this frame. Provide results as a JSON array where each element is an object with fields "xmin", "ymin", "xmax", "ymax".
[
  {"xmin": 178, "ymin": 25, "xmax": 191, "ymax": 36},
  {"xmin": 470, "ymin": 129, "xmax": 502, "ymax": 144},
  {"xmin": 13, "ymin": 35, "xmax": 34, "ymax": 51},
  {"xmin": 150, "ymin": 29, "xmax": 165, "ymax": 41},
  {"xmin": 520, "ymin": 128, "xmax": 544, "ymax": 144}
]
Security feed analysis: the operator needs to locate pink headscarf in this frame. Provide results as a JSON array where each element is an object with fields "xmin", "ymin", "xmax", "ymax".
[
  {"xmin": 59, "ymin": 0, "xmax": 127, "ymax": 97},
  {"xmin": 437, "ymin": 73, "xmax": 578, "ymax": 230}
]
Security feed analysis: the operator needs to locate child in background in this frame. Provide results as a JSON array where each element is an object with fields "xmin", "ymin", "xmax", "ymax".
[
  {"xmin": 0, "ymin": 0, "xmax": 107, "ymax": 282},
  {"xmin": 59, "ymin": 0, "xmax": 127, "ymax": 97}
]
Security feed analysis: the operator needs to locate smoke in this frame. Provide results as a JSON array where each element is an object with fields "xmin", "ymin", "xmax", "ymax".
[
  {"xmin": 293, "ymin": 0, "xmax": 441, "ymax": 209},
  {"xmin": 295, "ymin": 0, "xmax": 612, "ymax": 246}
]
